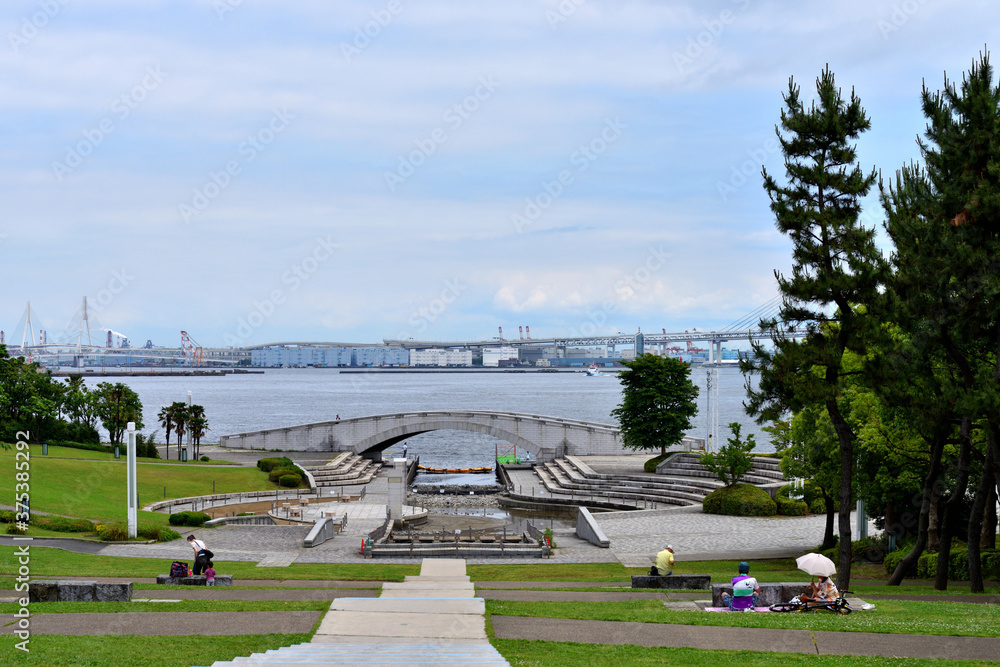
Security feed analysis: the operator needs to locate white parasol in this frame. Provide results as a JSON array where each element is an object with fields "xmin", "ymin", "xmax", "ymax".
[{"xmin": 796, "ymin": 553, "xmax": 836, "ymax": 577}]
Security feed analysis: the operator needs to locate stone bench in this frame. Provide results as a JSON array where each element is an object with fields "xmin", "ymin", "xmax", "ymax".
[
  {"xmin": 29, "ymin": 580, "xmax": 131, "ymax": 603},
  {"xmin": 630, "ymin": 574, "xmax": 711, "ymax": 590},
  {"xmin": 711, "ymin": 581, "xmax": 810, "ymax": 607},
  {"xmin": 156, "ymin": 574, "xmax": 234, "ymax": 587}
]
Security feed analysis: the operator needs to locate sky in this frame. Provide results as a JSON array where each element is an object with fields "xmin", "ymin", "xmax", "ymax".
[{"xmin": 1, "ymin": 0, "xmax": 997, "ymax": 349}]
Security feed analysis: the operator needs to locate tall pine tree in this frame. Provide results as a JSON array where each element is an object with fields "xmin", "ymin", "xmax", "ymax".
[{"xmin": 743, "ymin": 67, "xmax": 882, "ymax": 591}]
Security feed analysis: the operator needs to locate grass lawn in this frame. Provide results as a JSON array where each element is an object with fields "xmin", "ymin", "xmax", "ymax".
[
  {"xmin": 485, "ymin": 598, "xmax": 1000, "ymax": 637},
  {"xmin": 0, "ymin": 546, "xmax": 419, "ymax": 580},
  {"xmin": 0, "ymin": 633, "xmax": 312, "ymax": 666},
  {"xmin": 468, "ymin": 562, "xmax": 634, "ymax": 581},
  {"xmin": 490, "ymin": 639, "xmax": 995, "ymax": 666},
  {"xmin": 0, "ymin": 450, "xmax": 278, "ymax": 524}
]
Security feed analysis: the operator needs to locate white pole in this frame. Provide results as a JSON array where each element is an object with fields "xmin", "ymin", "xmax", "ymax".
[{"xmin": 127, "ymin": 422, "xmax": 137, "ymax": 538}]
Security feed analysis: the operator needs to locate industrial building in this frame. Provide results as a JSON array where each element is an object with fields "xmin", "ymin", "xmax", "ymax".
[
  {"xmin": 250, "ymin": 347, "xmax": 409, "ymax": 368},
  {"xmin": 482, "ymin": 346, "xmax": 519, "ymax": 367},
  {"xmin": 410, "ymin": 348, "xmax": 473, "ymax": 367}
]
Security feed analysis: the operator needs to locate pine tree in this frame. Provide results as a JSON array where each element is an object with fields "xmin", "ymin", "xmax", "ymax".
[{"xmin": 743, "ymin": 67, "xmax": 882, "ymax": 591}]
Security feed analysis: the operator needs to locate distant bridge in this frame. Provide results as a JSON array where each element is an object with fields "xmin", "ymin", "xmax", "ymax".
[{"xmin": 219, "ymin": 411, "xmax": 637, "ymax": 461}]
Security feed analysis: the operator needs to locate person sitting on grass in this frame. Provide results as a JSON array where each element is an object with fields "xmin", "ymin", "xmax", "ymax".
[
  {"xmin": 650, "ymin": 545, "xmax": 674, "ymax": 576},
  {"xmin": 721, "ymin": 561, "xmax": 760, "ymax": 611},
  {"xmin": 801, "ymin": 575, "xmax": 838, "ymax": 603}
]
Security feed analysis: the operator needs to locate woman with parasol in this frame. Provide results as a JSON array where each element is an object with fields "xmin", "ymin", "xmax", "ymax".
[{"xmin": 796, "ymin": 553, "xmax": 839, "ymax": 602}]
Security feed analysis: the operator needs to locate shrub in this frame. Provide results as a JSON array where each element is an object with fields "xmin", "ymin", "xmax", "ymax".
[
  {"xmin": 31, "ymin": 516, "xmax": 95, "ymax": 533},
  {"xmin": 279, "ymin": 473, "xmax": 302, "ymax": 488},
  {"xmin": 884, "ymin": 547, "xmax": 919, "ymax": 577},
  {"xmin": 98, "ymin": 522, "xmax": 129, "ymax": 541},
  {"xmin": 644, "ymin": 452, "xmax": 670, "ymax": 473},
  {"xmin": 268, "ymin": 467, "xmax": 298, "ymax": 482},
  {"xmin": 49, "ymin": 440, "xmax": 111, "ymax": 454},
  {"xmin": 258, "ymin": 457, "xmax": 294, "ymax": 472},
  {"xmin": 917, "ymin": 548, "xmax": 1000, "ymax": 581},
  {"xmin": 168, "ymin": 511, "xmax": 211, "ymax": 527},
  {"xmin": 776, "ymin": 497, "xmax": 808, "ymax": 516},
  {"xmin": 5, "ymin": 523, "xmax": 27, "ymax": 535},
  {"xmin": 852, "ymin": 535, "xmax": 892, "ymax": 563},
  {"xmin": 702, "ymin": 483, "xmax": 776, "ymax": 517},
  {"xmin": 0, "ymin": 510, "xmax": 14, "ymax": 524},
  {"xmin": 137, "ymin": 524, "xmax": 182, "ymax": 542},
  {"xmin": 809, "ymin": 498, "xmax": 827, "ymax": 514},
  {"xmin": 200, "ymin": 455, "xmax": 210, "ymax": 462}
]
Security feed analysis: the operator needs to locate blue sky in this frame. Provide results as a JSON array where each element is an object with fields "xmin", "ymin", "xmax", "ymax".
[{"xmin": 1, "ymin": 0, "xmax": 996, "ymax": 348}]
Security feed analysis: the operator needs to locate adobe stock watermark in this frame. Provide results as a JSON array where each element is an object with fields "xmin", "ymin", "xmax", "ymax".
[
  {"xmin": 877, "ymin": 0, "xmax": 930, "ymax": 39},
  {"xmin": 88, "ymin": 268, "xmax": 135, "ymax": 315},
  {"xmin": 52, "ymin": 66, "xmax": 166, "ymax": 182},
  {"xmin": 716, "ymin": 136, "xmax": 780, "ymax": 201},
  {"xmin": 546, "ymin": 0, "xmax": 586, "ymax": 29},
  {"xmin": 341, "ymin": 0, "xmax": 404, "ymax": 62},
  {"xmin": 213, "ymin": 0, "xmax": 245, "ymax": 20},
  {"xmin": 403, "ymin": 278, "xmax": 468, "ymax": 336},
  {"xmin": 672, "ymin": 0, "xmax": 749, "ymax": 74},
  {"xmin": 569, "ymin": 245, "xmax": 670, "ymax": 338},
  {"xmin": 512, "ymin": 117, "xmax": 626, "ymax": 233},
  {"xmin": 179, "ymin": 107, "xmax": 294, "ymax": 223},
  {"xmin": 223, "ymin": 235, "xmax": 338, "ymax": 346},
  {"xmin": 384, "ymin": 76, "xmax": 500, "ymax": 192},
  {"xmin": 8, "ymin": 0, "xmax": 70, "ymax": 57}
]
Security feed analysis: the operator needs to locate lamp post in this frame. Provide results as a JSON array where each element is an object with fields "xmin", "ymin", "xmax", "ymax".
[{"xmin": 127, "ymin": 422, "xmax": 138, "ymax": 539}]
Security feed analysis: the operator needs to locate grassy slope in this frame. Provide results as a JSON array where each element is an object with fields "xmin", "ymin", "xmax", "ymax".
[
  {"xmin": 490, "ymin": 640, "xmax": 994, "ymax": 667},
  {"xmin": 0, "ymin": 449, "xmax": 275, "ymax": 524}
]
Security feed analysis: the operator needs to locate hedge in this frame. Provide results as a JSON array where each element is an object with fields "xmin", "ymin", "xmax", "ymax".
[
  {"xmin": 702, "ymin": 484, "xmax": 776, "ymax": 517},
  {"xmin": 917, "ymin": 548, "xmax": 1000, "ymax": 581},
  {"xmin": 168, "ymin": 511, "xmax": 211, "ymax": 527},
  {"xmin": 279, "ymin": 473, "xmax": 303, "ymax": 488},
  {"xmin": 258, "ymin": 457, "xmax": 294, "ymax": 472},
  {"xmin": 776, "ymin": 497, "xmax": 808, "ymax": 516}
]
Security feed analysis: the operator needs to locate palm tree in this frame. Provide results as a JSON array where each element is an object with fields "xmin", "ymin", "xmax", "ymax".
[
  {"xmin": 188, "ymin": 404, "xmax": 208, "ymax": 459},
  {"xmin": 172, "ymin": 404, "xmax": 189, "ymax": 461},
  {"xmin": 157, "ymin": 405, "xmax": 174, "ymax": 460}
]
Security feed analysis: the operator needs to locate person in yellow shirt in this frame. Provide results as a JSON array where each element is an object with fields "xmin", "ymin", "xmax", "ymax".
[{"xmin": 651, "ymin": 545, "xmax": 674, "ymax": 576}]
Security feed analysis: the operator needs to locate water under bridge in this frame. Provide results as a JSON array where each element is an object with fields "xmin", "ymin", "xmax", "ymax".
[{"xmin": 219, "ymin": 410, "xmax": 639, "ymax": 461}]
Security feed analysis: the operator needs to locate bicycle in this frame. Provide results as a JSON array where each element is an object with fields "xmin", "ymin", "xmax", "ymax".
[{"xmin": 769, "ymin": 591, "xmax": 853, "ymax": 614}]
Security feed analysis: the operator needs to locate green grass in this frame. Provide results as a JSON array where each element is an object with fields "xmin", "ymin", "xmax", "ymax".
[
  {"xmin": 0, "ymin": 451, "xmax": 277, "ymax": 524},
  {"xmin": 490, "ymin": 639, "xmax": 995, "ymax": 666},
  {"xmin": 468, "ymin": 562, "xmax": 634, "ymax": 581},
  {"xmin": 0, "ymin": 633, "xmax": 312, "ymax": 666},
  {"xmin": 0, "ymin": 546, "xmax": 419, "ymax": 580},
  {"xmin": 3, "ymin": 444, "xmax": 162, "ymax": 461},
  {"xmin": 485, "ymin": 598, "xmax": 1000, "ymax": 637},
  {"xmin": 0, "ymin": 600, "xmax": 327, "ymax": 614}
]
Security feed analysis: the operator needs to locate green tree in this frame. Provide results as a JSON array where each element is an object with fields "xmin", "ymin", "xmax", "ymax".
[
  {"xmin": 880, "ymin": 52, "xmax": 1000, "ymax": 591},
  {"xmin": 172, "ymin": 403, "xmax": 189, "ymax": 461},
  {"xmin": 781, "ymin": 408, "xmax": 841, "ymax": 549},
  {"xmin": 94, "ymin": 382, "xmax": 144, "ymax": 445},
  {"xmin": 611, "ymin": 354, "xmax": 698, "ymax": 455},
  {"xmin": 188, "ymin": 404, "xmax": 208, "ymax": 458},
  {"xmin": 700, "ymin": 422, "xmax": 756, "ymax": 487},
  {"xmin": 743, "ymin": 67, "xmax": 882, "ymax": 590}
]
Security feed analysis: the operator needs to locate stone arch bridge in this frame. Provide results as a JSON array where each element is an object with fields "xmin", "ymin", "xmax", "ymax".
[{"xmin": 219, "ymin": 410, "xmax": 627, "ymax": 461}]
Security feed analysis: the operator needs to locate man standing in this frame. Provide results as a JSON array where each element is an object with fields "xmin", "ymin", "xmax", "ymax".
[
  {"xmin": 651, "ymin": 545, "xmax": 674, "ymax": 576},
  {"xmin": 722, "ymin": 561, "xmax": 761, "ymax": 611}
]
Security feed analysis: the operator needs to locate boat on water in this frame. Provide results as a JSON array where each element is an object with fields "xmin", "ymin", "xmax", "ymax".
[
  {"xmin": 417, "ymin": 465, "xmax": 493, "ymax": 474},
  {"xmin": 585, "ymin": 362, "xmax": 603, "ymax": 377}
]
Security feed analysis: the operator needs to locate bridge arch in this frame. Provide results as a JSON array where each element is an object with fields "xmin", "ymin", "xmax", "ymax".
[{"xmin": 352, "ymin": 418, "xmax": 540, "ymax": 459}]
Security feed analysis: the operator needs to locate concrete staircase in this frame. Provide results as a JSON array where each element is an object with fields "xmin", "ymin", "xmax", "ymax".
[
  {"xmin": 512, "ymin": 454, "xmax": 785, "ymax": 510},
  {"xmin": 304, "ymin": 452, "xmax": 382, "ymax": 487},
  {"xmin": 203, "ymin": 559, "xmax": 508, "ymax": 667}
]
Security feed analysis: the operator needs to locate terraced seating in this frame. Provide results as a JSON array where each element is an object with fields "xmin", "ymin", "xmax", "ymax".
[
  {"xmin": 517, "ymin": 453, "xmax": 786, "ymax": 510},
  {"xmin": 303, "ymin": 452, "xmax": 381, "ymax": 487}
]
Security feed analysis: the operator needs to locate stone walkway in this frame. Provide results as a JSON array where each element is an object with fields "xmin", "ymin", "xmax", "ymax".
[{"xmin": 206, "ymin": 558, "xmax": 510, "ymax": 666}]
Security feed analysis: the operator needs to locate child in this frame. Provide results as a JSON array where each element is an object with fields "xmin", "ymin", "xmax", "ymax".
[{"xmin": 205, "ymin": 561, "xmax": 216, "ymax": 586}]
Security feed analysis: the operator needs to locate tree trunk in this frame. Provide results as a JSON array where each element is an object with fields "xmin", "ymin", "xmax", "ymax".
[
  {"xmin": 888, "ymin": 432, "xmax": 946, "ymax": 586},
  {"xmin": 968, "ymin": 445, "xmax": 994, "ymax": 593},
  {"xmin": 928, "ymin": 484, "xmax": 941, "ymax": 552},
  {"xmin": 822, "ymin": 491, "xmax": 836, "ymax": 550},
  {"xmin": 935, "ymin": 416, "xmax": 972, "ymax": 591},
  {"xmin": 827, "ymin": 398, "xmax": 854, "ymax": 591}
]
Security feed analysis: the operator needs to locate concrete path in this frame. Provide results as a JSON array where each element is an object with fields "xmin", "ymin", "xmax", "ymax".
[
  {"xmin": 207, "ymin": 558, "xmax": 510, "ymax": 666},
  {"xmin": 490, "ymin": 615, "xmax": 1000, "ymax": 661}
]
